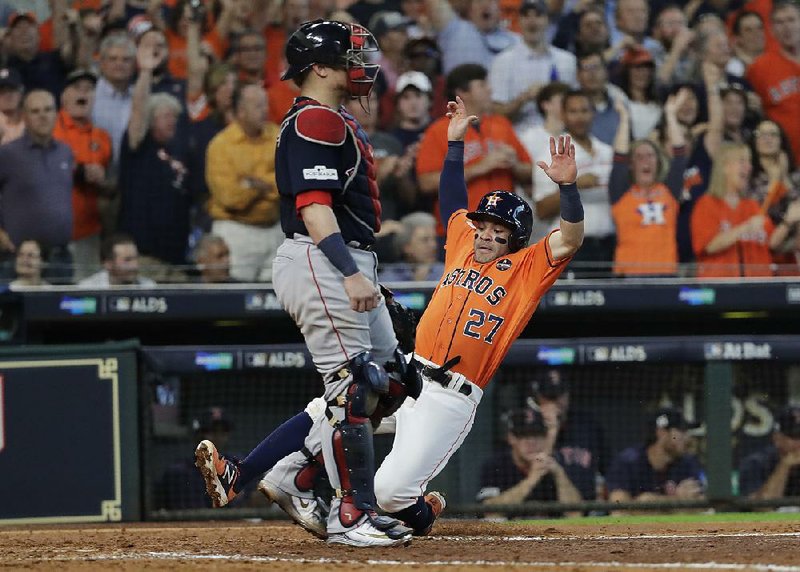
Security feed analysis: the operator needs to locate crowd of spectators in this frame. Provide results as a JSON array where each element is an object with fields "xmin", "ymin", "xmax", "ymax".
[{"xmin": 1, "ymin": 0, "xmax": 800, "ymax": 286}]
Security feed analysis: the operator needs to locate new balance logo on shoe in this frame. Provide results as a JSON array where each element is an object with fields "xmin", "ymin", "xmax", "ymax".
[
  {"xmin": 223, "ymin": 464, "xmax": 237, "ymax": 483},
  {"xmin": 194, "ymin": 440, "xmax": 239, "ymax": 508}
]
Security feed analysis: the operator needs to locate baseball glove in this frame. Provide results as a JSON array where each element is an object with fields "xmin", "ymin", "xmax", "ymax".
[{"xmin": 380, "ymin": 284, "xmax": 418, "ymax": 354}]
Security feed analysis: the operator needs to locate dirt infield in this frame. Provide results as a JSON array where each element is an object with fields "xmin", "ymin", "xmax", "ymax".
[{"xmin": 1, "ymin": 519, "xmax": 799, "ymax": 571}]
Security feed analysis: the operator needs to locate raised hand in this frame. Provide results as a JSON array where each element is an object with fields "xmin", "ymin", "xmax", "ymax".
[
  {"xmin": 137, "ymin": 41, "xmax": 162, "ymax": 72},
  {"xmin": 446, "ymin": 96, "xmax": 478, "ymax": 142},
  {"xmin": 784, "ymin": 200, "xmax": 800, "ymax": 225},
  {"xmin": 0, "ymin": 229, "xmax": 15, "ymax": 253},
  {"xmin": 665, "ymin": 90, "xmax": 687, "ymax": 119},
  {"xmin": 701, "ymin": 61, "xmax": 722, "ymax": 87},
  {"xmin": 537, "ymin": 135, "xmax": 577, "ymax": 185}
]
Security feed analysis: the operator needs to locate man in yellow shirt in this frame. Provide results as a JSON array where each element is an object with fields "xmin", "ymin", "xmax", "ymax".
[{"xmin": 205, "ymin": 83, "xmax": 280, "ymax": 281}]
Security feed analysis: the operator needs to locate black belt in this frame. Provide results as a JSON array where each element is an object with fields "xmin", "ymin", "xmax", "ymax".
[
  {"xmin": 428, "ymin": 374, "xmax": 472, "ymax": 396},
  {"xmin": 422, "ymin": 356, "xmax": 471, "ymax": 396},
  {"xmin": 285, "ymin": 233, "xmax": 373, "ymax": 251}
]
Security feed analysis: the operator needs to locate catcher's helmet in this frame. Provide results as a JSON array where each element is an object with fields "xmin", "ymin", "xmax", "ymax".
[
  {"xmin": 282, "ymin": 19, "xmax": 380, "ymax": 97},
  {"xmin": 466, "ymin": 190, "xmax": 533, "ymax": 252}
]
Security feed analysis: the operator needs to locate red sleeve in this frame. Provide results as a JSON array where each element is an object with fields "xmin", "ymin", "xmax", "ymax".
[
  {"xmin": 691, "ymin": 196, "xmax": 720, "ymax": 256},
  {"xmin": 415, "ymin": 120, "xmax": 448, "ymax": 176},
  {"xmin": 764, "ymin": 215, "xmax": 776, "ymax": 238},
  {"xmin": 744, "ymin": 56, "xmax": 766, "ymax": 96},
  {"xmin": 38, "ymin": 19, "xmax": 54, "ymax": 52},
  {"xmin": 296, "ymin": 189, "xmax": 333, "ymax": 216}
]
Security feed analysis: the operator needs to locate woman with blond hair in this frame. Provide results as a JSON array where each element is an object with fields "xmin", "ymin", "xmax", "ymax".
[{"xmin": 690, "ymin": 143, "xmax": 774, "ymax": 277}]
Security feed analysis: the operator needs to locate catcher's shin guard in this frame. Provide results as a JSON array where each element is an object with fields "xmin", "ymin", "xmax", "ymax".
[
  {"xmin": 324, "ymin": 353, "xmax": 410, "ymax": 537},
  {"xmin": 330, "ymin": 419, "xmax": 409, "ymax": 537},
  {"xmin": 332, "ymin": 420, "xmax": 375, "ymax": 522}
]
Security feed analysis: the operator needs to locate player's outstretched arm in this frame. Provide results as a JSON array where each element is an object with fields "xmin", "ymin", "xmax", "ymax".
[
  {"xmin": 439, "ymin": 96, "xmax": 478, "ymax": 226},
  {"xmin": 537, "ymin": 135, "xmax": 584, "ymax": 261}
]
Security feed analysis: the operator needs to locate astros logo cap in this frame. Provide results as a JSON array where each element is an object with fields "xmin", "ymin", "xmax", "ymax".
[{"xmin": 486, "ymin": 194, "xmax": 502, "ymax": 207}]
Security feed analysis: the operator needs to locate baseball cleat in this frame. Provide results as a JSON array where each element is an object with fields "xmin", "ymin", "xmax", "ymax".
[
  {"xmin": 327, "ymin": 518, "xmax": 412, "ymax": 547},
  {"xmin": 258, "ymin": 478, "xmax": 327, "ymax": 539},
  {"xmin": 194, "ymin": 440, "xmax": 239, "ymax": 508},
  {"xmin": 416, "ymin": 491, "xmax": 446, "ymax": 536}
]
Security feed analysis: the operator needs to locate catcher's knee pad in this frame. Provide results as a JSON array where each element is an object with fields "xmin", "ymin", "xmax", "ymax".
[{"xmin": 341, "ymin": 352, "xmax": 389, "ymax": 421}]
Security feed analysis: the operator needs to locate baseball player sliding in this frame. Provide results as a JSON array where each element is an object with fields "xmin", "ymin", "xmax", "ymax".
[
  {"xmin": 369, "ymin": 97, "xmax": 584, "ymax": 534},
  {"xmin": 194, "ymin": 35, "xmax": 583, "ymax": 542}
]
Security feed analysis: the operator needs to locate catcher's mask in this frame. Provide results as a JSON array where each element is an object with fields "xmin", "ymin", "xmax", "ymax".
[{"xmin": 282, "ymin": 19, "xmax": 381, "ymax": 103}]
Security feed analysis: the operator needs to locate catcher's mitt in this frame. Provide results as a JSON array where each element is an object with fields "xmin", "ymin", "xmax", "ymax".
[{"xmin": 380, "ymin": 284, "xmax": 418, "ymax": 354}]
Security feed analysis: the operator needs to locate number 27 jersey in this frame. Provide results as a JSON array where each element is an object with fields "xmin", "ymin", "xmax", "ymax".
[{"xmin": 414, "ymin": 210, "xmax": 569, "ymax": 389}]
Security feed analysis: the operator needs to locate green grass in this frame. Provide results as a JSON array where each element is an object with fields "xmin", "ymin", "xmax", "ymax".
[{"xmin": 514, "ymin": 511, "xmax": 800, "ymax": 527}]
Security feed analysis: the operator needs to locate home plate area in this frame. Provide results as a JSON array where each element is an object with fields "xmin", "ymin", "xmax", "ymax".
[{"xmin": 1, "ymin": 520, "xmax": 799, "ymax": 570}]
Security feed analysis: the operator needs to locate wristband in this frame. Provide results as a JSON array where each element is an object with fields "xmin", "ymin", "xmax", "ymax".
[
  {"xmin": 559, "ymin": 182, "xmax": 584, "ymax": 223},
  {"xmin": 317, "ymin": 232, "xmax": 359, "ymax": 277},
  {"xmin": 446, "ymin": 140, "xmax": 464, "ymax": 162}
]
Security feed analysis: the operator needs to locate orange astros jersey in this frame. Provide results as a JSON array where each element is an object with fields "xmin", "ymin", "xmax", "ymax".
[
  {"xmin": 612, "ymin": 183, "xmax": 679, "ymax": 276},
  {"xmin": 414, "ymin": 210, "xmax": 570, "ymax": 389}
]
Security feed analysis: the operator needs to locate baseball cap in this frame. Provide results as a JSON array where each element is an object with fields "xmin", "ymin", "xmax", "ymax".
[
  {"xmin": 404, "ymin": 37, "xmax": 441, "ymax": 59},
  {"xmin": 0, "ymin": 68, "xmax": 23, "ymax": 91},
  {"xmin": 192, "ymin": 406, "xmax": 233, "ymax": 434},
  {"xmin": 719, "ymin": 79, "xmax": 749, "ymax": 98},
  {"xmin": 775, "ymin": 405, "xmax": 800, "ymax": 439},
  {"xmin": 520, "ymin": 0, "xmax": 548, "ymax": 14},
  {"xmin": 65, "ymin": 68, "xmax": 98, "ymax": 88},
  {"xmin": 370, "ymin": 11, "xmax": 412, "ymax": 38},
  {"xmin": 620, "ymin": 46, "xmax": 655, "ymax": 67},
  {"xmin": 127, "ymin": 14, "xmax": 155, "ymax": 41},
  {"xmin": 529, "ymin": 369, "xmax": 570, "ymax": 400},
  {"xmin": 396, "ymin": 71, "xmax": 432, "ymax": 95},
  {"xmin": 652, "ymin": 407, "xmax": 699, "ymax": 432},
  {"xmin": 506, "ymin": 407, "xmax": 548, "ymax": 437},
  {"xmin": 8, "ymin": 11, "xmax": 37, "ymax": 28}
]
